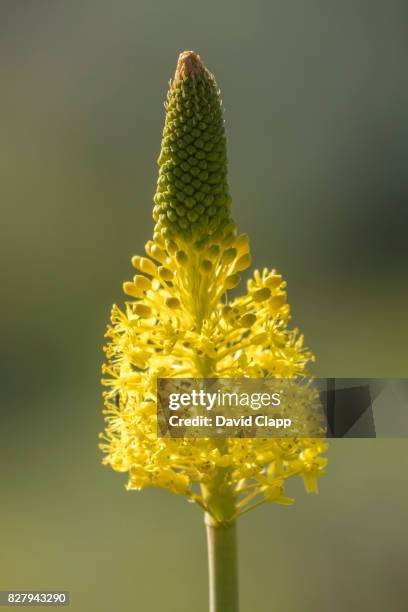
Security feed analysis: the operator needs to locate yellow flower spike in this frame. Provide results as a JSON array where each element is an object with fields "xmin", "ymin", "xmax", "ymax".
[
  {"xmin": 101, "ymin": 50, "xmax": 327, "ymax": 612},
  {"xmin": 302, "ymin": 472, "xmax": 320, "ymax": 494},
  {"xmin": 133, "ymin": 304, "xmax": 152, "ymax": 318},
  {"xmin": 264, "ymin": 273, "xmax": 284, "ymax": 289},
  {"xmin": 233, "ymin": 233, "xmax": 250, "ymax": 255},
  {"xmin": 251, "ymin": 332, "xmax": 268, "ymax": 345},
  {"xmin": 252, "ymin": 287, "xmax": 272, "ymax": 303},
  {"xmin": 222, "ymin": 248, "xmax": 237, "ymax": 265},
  {"xmin": 269, "ymin": 295, "xmax": 287, "ymax": 309},
  {"xmin": 166, "ymin": 240, "xmax": 178, "ymax": 256},
  {"xmin": 131, "ymin": 255, "xmax": 158, "ymax": 277},
  {"xmin": 158, "ymin": 266, "xmax": 174, "ymax": 282},
  {"xmin": 224, "ymin": 274, "xmax": 241, "ymax": 289},
  {"xmin": 132, "ymin": 275, "xmax": 152, "ymax": 292},
  {"xmin": 148, "ymin": 243, "xmax": 167, "ymax": 263},
  {"xmin": 164, "ymin": 256, "xmax": 177, "ymax": 271},
  {"xmin": 123, "ymin": 281, "xmax": 144, "ymax": 298},
  {"xmin": 200, "ymin": 260, "xmax": 213, "ymax": 274},
  {"xmin": 176, "ymin": 250, "xmax": 188, "ymax": 265},
  {"xmin": 234, "ymin": 253, "xmax": 252, "ymax": 272},
  {"xmin": 239, "ymin": 313, "xmax": 257, "ymax": 328},
  {"xmin": 165, "ymin": 297, "xmax": 181, "ymax": 309},
  {"xmin": 207, "ymin": 244, "xmax": 221, "ymax": 260}
]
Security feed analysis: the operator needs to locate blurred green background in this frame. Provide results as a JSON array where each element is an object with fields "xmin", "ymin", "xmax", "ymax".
[{"xmin": 1, "ymin": 1, "xmax": 408, "ymax": 610}]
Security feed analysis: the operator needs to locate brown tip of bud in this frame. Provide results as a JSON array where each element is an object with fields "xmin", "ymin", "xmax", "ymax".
[{"xmin": 174, "ymin": 50, "xmax": 205, "ymax": 84}]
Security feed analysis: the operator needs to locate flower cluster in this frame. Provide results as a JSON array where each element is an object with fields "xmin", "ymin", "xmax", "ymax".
[{"xmin": 101, "ymin": 51, "xmax": 327, "ymax": 524}]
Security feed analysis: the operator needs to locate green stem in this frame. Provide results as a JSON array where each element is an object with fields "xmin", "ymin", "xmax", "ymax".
[
  {"xmin": 205, "ymin": 514, "xmax": 239, "ymax": 612},
  {"xmin": 193, "ymin": 300, "xmax": 239, "ymax": 612}
]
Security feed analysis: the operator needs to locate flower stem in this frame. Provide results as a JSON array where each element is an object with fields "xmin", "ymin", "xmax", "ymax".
[{"xmin": 205, "ymin": 514, "xmax": 239, "ymax": 612}]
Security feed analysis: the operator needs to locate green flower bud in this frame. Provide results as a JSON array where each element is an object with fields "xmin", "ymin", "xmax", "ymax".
[{"xmin": 153, "ymin": 51, "xmax": 235, "ymax": 243}]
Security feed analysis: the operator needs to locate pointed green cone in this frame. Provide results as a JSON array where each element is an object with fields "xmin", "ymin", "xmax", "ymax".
[{"xmin": 153, "ymin": 51, "xmax": 234, "ymax": 246}]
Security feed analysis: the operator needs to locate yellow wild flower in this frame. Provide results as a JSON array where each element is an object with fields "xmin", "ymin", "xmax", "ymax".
[{"xmin": 100, "ymin": 50, "xmax": 327, "ymax": 526}]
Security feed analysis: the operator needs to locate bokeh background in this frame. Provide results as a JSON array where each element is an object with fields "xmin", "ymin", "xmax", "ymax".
[{"xmin": 1, "ymin": 1, "xmax": 408, "ymax": 610}]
